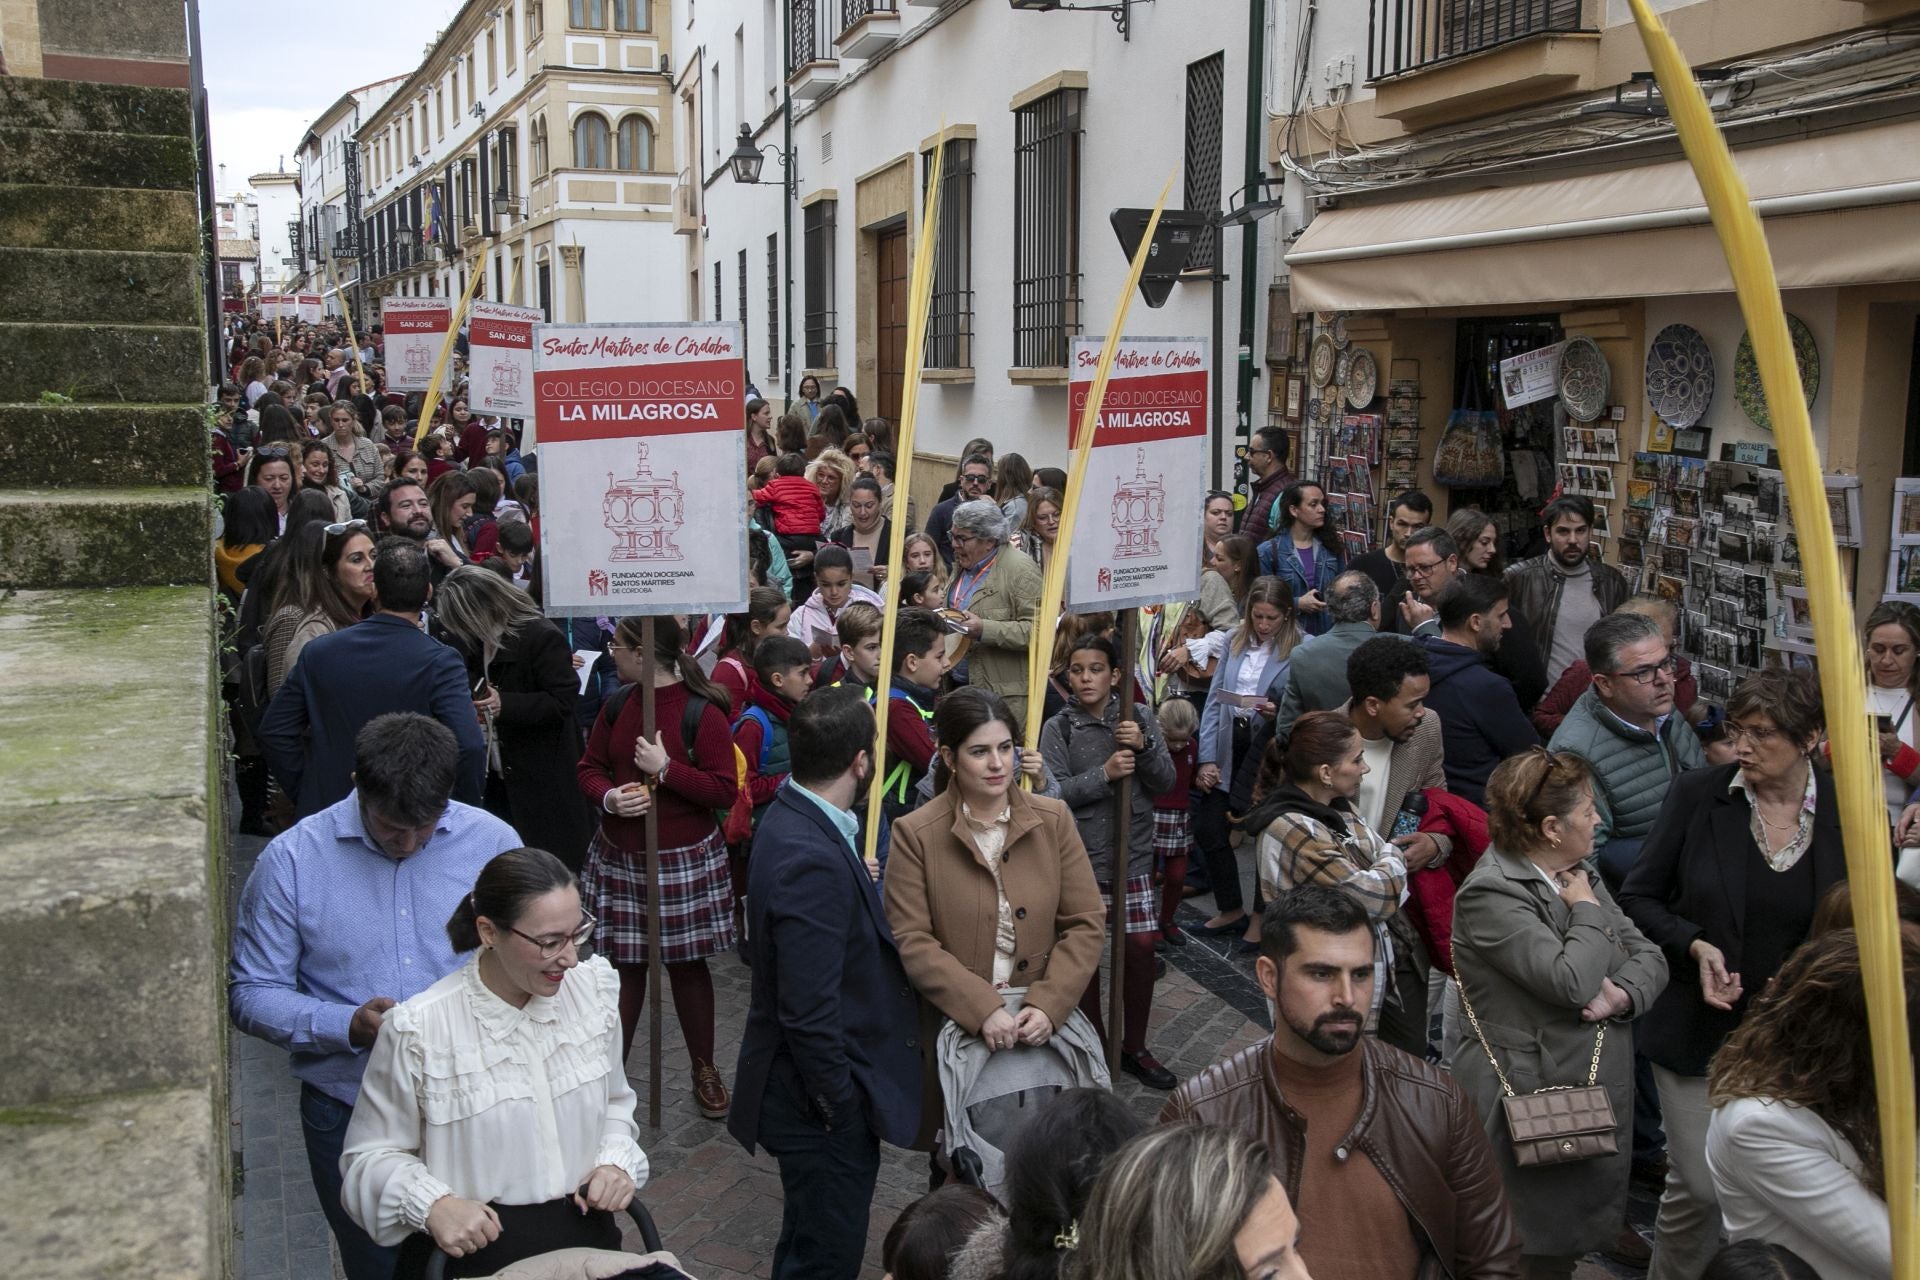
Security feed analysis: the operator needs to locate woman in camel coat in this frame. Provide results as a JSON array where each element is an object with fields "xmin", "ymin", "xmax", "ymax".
[{"xmin": 885, "ymin": 688, "xmax": 1106, "ymax": 1147}]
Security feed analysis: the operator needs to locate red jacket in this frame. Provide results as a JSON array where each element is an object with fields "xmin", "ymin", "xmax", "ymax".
[
  {"xmin": 751, "ymin": 475, "xmax": 826, "ymax": 536},
  {"xmin": 1407, "ymin": 789, "xmax": 1491, "ymax": 976},
  {"xmin": 212, "ymin": 430, "xmax": 244, "ymax": 493}
]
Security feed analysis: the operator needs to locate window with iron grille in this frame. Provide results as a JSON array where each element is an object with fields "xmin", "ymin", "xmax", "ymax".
[
  {"xmin": 1012, "ymin": 88, "xmax": 1082, "ymax": 369},
  {"xmin": 804, "ymin": 199, "xmax": 837, "ymax": 369},
  {"xmin": 1184, "ymin": 54, "xmax": 1224, "ymax": 272},
  {"xmin": 714, "ymin": 261, "xmax": 723, "ymax": 322},
  {"xmin": 738, "ymin": 248, "xmax": 749, "ymax": 364},
  {"xmin": 1368, "ymin": 0, "xmax": 1587, "ymax": 80},
  {"xmin": 766, "ymin": 233, "xmax": 780, "ymax": 380},
  {"xmin": 922, "ymin": 137, "xmax": 974, "ymax": 370}
]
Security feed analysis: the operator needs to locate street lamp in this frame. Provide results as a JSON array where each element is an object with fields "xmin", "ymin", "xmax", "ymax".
[
  {"xmin": 1007, "ymin": 0, "xmax": 1152, "ymax": 41},
  {"xmin": 727, "ymin": 124, "xmax": 783, "ymax": 186},
  {"xmin": 729, "ymin": 123, "xmax": 799, "ymax": 403}
]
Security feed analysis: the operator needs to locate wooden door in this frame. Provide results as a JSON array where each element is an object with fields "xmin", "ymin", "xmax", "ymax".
[{"xmin": 876, "ymin": 226, "xmax": 908, "ymax": 430}]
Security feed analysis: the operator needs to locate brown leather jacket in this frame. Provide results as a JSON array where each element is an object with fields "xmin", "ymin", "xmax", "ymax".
[{"xmin": 1160, "ymin": 1037, "xmax": 1522, "ymax": 1280}]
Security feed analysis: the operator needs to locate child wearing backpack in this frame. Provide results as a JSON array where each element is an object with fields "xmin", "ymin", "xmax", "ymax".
[
  {"xmin": 735, "ymin": 634, "xmax": 813, "ymax": 828},
  {"xmin": 878, "ymin": 607, "xmax": 948, "ymax": 831},
  {"xmin": 575, "ymin": 614, "xmax": 739, "ymax": 1122},
  {"xmin": 1039, "ymin": 631, "xmax": 1179, "ymax": 1091}
]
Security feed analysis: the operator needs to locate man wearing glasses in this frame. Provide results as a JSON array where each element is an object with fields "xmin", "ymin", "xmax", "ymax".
[
  {"xmin": 923, "ymin": 451, "xmax": 994, "ymax": 569},
  {"xmin": 1548, "ymin": 610, "xmax": 1704, "ymax": 892},
  {"xmin": 1236, "ymin": 427, "xmax": 1296, "ymax": 547},
  {"xmin": 231, "ymin": 713, "xmax": 522, "ymax": 1279}
]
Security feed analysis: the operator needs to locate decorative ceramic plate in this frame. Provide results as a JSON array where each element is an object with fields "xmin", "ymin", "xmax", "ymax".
[
  {"xmin": 1335, "ymin": 348, "xmax": 1355, "ymax": 385},
  {"xmin": 1314, "ymin": 310, "xmax": 1336, "ymax": 327},
  {"xmin": 1557, "ymin": 336, "xmax": 1610, "ymax": 422},
  {"xmin": 1331, "ymin": 315, "xmax": 1351, "ymax": 349},
  {"xmin": 1346, "ymin": 348, "xmax": 1378, "ymax": 409},
  {"xmin": 1733, "ymin": 314, "xmax": 1819, "ymax": 432},
  {"xmin": 1306, "ymin": 396, "xmax": 1325, "ymax": 425},
  {"xmin": 1644, "ymin": 323, "xmax": 1715, "ymax": 429},
  {"xmin": 1309, "ymin": 333, "xmax": 1336, "ymax": 387}
]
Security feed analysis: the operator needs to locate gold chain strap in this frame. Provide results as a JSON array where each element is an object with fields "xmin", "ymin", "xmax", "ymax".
[{"xmin": 1454, "ymin": 964, "xmax": 1606, "ymax": 1097}]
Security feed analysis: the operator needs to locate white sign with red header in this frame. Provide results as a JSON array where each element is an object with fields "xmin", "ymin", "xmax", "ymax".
[
  {"xmin": 468, "ymin": 299, "xmax": 540, "ymax": 417},
  {"xmin": 297, "ymin": 293, "xmax": 324, "ymax": 324},
  {"xmin": 382, "ymin": 297, "xmax": 454, "ymax": 392},
  {"xmin": 1064, "ymin": 336, "xmax": 1209, "ymax": 612},
  {"xmin": 260, "ymin": 294, "xmax": 291, "ymax": 321},
  {"xmin": 535, "ymin": 322, "xmax": 750, "ymax": 616}
]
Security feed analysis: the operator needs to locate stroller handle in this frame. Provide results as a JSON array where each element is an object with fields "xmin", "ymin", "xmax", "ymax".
[{"xmin": 422, "ymin": 1200, "xmax": 664, "ymax": 1280}]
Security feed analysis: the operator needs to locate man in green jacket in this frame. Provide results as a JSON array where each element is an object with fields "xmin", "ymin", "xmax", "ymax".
[{"xmin": 1548, "ymin": 610, "xmax": 1704, "ymax": 890}]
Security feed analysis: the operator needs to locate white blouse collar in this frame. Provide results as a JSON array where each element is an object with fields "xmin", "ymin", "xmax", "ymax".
[{"xmin": 461, "ymin": 955, "xmax": 560, "ymax": 1040}]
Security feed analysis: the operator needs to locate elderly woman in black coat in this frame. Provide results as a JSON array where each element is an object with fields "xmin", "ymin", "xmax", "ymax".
[
  {"xmin": 1619, "ymin": 668, "xmax": 1847, "ymax": 1280},
  {"xmin": 434, "ymin": 565, "xmax": 595, "ymax": 870}
]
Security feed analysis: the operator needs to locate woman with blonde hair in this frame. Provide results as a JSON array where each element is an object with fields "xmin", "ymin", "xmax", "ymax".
[
  {"xmin": 1072, "ymin": 1124, "xmax": 1309, "ymax": 1280},
  {"xmin": 435, "ymin": 565, "xmax": 594, "ymax": 871},
  {"xmin": 1019, "ymin": 487, "xmax": 1062, "ymax": 571},
  {"xmin": 808, "ymin": 445, "xmax": 856, "ymax": 536},
  {"xmin": 1193, "ymin": 577, "xmax": 1302, "ymax": 945},
  {"xmin": 1455, "ymin": 748, "xmax": 1667, "ymax": 1278}
]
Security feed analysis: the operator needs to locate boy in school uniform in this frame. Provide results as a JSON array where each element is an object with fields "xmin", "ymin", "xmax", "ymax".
[{"xmin": 735, "ymin": 635, "xmax": 814, "ymax": 829}]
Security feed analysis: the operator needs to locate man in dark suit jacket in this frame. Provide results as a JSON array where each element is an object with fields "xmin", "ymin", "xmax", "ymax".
[
  {"xmin": 259, "ymin": 538, "xmax": 485, "ymax": 818},
  {"xmin": 730, "ymin": 687, "xmax": 921, "ymax": 1280}
]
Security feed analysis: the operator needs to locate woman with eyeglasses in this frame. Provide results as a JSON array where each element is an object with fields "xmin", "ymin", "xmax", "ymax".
[
  {"xmin": 435, "ymin": 565, "xmax": 594, "ymax": 873},
  {"xmin": 341, "ymin": 847, "xmax": 649, "ymax": 1276},
  {"xmin": 1620, "ymin": 668, "xmax": 1847, "ymax": 1280},
  {"xmin": 262, "ymin": 519, "xmax": 375, "ymax": 696},
  {"xmin": 1018, "ymin": 486, "xmax": 1063, "ymax": 573},
  {"xmin": 1860, "ymin": 601, "xmax": 1920, "ymax": 839}
]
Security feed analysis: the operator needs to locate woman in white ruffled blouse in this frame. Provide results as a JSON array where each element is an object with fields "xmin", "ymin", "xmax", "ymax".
[{"xmin": 342, "ymin": 848, "xmax": 649, "ymax": 1276}]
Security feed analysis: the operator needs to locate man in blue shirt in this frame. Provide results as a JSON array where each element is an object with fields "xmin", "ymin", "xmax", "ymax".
[
  {"xmin": 259, "ymin": 537, "xmax": 485, "ymax": 818},
  {"xmin": 231, "ymin": 713, "xmax": 520, "ymax": 1279},
  {"xmin": 730, "ymin": 688, "xmax": 922, "ymax": 1280}
]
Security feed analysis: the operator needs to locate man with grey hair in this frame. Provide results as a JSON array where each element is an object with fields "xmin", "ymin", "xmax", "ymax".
[
  {"xmin": 1274, "ymin": 570, "xmax": 1383, "ymax": 736},
  {"xmin": 946, "ymin": 498, "xmax": 1043, "ymax": 729},
  {"xmin": 1549, "ymin": 609, "xmax": 1704, "ymax": 890}
]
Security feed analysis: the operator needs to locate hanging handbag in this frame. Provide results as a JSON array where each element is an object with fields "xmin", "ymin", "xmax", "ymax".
[
  {"xmin": 1456, "ymin": 967, "xmax": 1616, "ymax": 1167},
  {"xmin": 1157, "ymin": 602, "xmax": 1219, "ymax": 683},
  {"xmin": 1432, "ymin": 377, "xmax": 1505, "ymax": 488}
]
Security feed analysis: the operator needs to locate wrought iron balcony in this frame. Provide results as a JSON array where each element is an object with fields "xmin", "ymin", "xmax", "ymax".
[{"xmin": 1367, "ymin": 0, "xmax": 1590, "ymax": 82}]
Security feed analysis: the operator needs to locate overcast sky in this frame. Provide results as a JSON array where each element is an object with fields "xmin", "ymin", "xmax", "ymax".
[{"xmin": 197, "ymin": 0, "xmax": 464, "ymax": 193}]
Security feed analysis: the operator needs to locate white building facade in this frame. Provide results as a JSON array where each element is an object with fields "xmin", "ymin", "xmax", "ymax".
[
  {"xmin": 215, "ymin": 189, "xmax": 259, "ymax": 307},
  {"xmin": 249, "ymin": 168, "xmax": 301, "ymax": 297},
  {"xmin": 353, "ymin": 0, "xmax": 687, "ymax": 331},
  {"xmin": 678, "ymin": 0, "xmax": 1275, "ymax": 481},
  {"xmin": 294, "ymin": 75, "xmax": 407, "ymax": 316}
]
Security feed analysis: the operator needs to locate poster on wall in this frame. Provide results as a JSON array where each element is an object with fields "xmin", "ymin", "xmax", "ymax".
[
  {"xmin": 260, "ymin": 294, "xmax": 291, "ymax": 321},
  {"xmin": 1064, "ymin": 336, "xmax": 1208, "ymax": 613},
  {"xmin": 296, "ymin": 293, "xmax": 324, "ymax": 324},
  {"xmin": 1498, "ymin": 341, "xmax": 1565, "ymax": 409},
  {"xmin": 535, "ymin": 321, "xmax": 749, "ymax": 617},
  {"xmin": 468, "ymin": 299, "xmax": 540, "ymax": 418},
  {"xmin": 381, "ymin": 297, "xmax": 454, "ymax": 392}
]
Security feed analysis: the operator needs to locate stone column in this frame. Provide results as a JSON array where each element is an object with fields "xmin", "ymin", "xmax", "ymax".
[{"xmin": 559, "ymin": 243, "xmax": 586, "ymax": 322}]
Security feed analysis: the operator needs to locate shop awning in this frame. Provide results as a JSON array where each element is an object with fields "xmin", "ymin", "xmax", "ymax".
[{"xmin": 1285, "ymin": 116, "xmax": 1920, "ymax": 313}]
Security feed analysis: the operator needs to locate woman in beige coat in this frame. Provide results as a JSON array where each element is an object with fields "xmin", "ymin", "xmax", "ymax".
[{"xmin": 885, "ymin": 687, "xmax": 1106, "ymax": 1143}]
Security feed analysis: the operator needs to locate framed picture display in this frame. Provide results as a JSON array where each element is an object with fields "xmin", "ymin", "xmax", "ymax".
[
  {"xmin": 1285, "ymin": 375, "xmax": 1305, "ymax": 422},
  {"xmin": 1267, "ymin": 287, "xmax": 1293, "ymax": 365}
]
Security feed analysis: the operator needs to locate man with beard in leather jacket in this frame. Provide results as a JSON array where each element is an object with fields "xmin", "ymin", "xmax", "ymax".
[{"xmin": 1160, "ymin": 886, "xmax": 1522, "ymax": 1280}]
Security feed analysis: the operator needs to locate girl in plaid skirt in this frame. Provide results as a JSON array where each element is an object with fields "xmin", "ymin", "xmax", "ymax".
[
  {"xmin": 1038, "ymin": 631, "xmax": 1180, "ymax": 1090},
  {"xmin": 1151, "ymin": 697, "xmax": 1200, "ymax": 947},
  {"xmin": 577, "ymin": 615, "xmax": 739, "ymax": 1121}
]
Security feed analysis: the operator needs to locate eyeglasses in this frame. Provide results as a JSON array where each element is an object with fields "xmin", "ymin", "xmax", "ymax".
[
  {"xmin": 324, "ymin": 519, "xmax": 370, "ymax": 537},
  {"xmin": 961, "ymin": 473, "xmax": 991, "ymax": 487},
  {"xmin": 1607, "ymin": 656, "xmax": 1678, "ymax": 685},
  {"xmin": 254, "ymin": 446, "xmax": 291, "ymax": 459},
  {"xmin": 506, "ymin": 912, "xmax": 598, "ymax": 960},
  {"xmin": 1722, "ymin": 721, "xmax": 1783, "ymax": 745},
  {"xmin": 1404, "ymin": 559, "xmax": 1444, "ymax": 579}
]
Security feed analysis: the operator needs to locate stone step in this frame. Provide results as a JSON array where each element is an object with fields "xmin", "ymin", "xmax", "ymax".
[
  {"xmin": 0, "ymin": 245, "xmax": 199, "ymax": 326},
  {"xmin": 0, "ymin": 586, "xmax": 219, "ymax": 1108},
  {"xmin": 0, "ymin": 184, "xmax": 198, "ymax": 253},
  {"xmin": 0, "ymin": 77, "xmax": 192, "ymax": 137},
  {"xmin": 0, "ymin": 403, "xmax": 210, "ymax": 488},
  {"xmin": 0, "ymin": 488, "xmax": 211, "ymax": 588},
  {"xmin": 0, "ymin": 321, "xmax": 205, "ymax": 403},
  {"xmin": 0, "ymin": 125, "xmax": 196, "ymax": 191},
  {"xmin": 0, "ymin": 1086, "xmax": 223, "ymax": 1277}
]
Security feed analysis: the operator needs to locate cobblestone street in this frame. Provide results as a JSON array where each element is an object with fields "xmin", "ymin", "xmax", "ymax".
[{"xmin": 228, "ymin": 830, "xmax": 1649, "ymax": 1279}]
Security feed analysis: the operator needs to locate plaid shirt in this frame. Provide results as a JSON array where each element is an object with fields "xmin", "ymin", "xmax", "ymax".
[{"xmin": 1256, "ymin": 802, "xmax": 1408, "ymax": 1028}]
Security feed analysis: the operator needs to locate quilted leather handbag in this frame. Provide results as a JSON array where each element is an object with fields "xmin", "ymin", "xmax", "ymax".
[{"xmin": 1457, "ymin": 967, "xmax": 1617, "ymax": 1168}]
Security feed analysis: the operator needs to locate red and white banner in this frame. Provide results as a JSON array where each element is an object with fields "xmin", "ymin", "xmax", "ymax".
[
  {"xmin": 468, "ymin": 299, "xmax": 540, "ymax": 418},
  {"xmin": 381, "ymin": 297, "xmax": 453, "ymax": 392},
  {"xmin": 1064, "ymin": 336, "xmax": 1209, "ymax": 612},
  {"xmin": 534, "ymin": 322, "xmax": 750, "ymax": 616},
  {"xmin": 260, "ymin": 294, "xmax": 292, "ymax": 321},
  {"xmin": 296, "ymin": 293, "xmax": 324, "ymax": 324}
]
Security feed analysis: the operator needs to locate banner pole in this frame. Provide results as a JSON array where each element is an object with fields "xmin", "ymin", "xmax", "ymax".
[
  {"xmin": 1627, "ymin": 5, "xmax": 1914, "ymax": 1273},
  {"xmin": 639, "ymin": 617, "xmax": 663, "ymax": 1129},
  {"xmin": 324, "ymin": 252, "xmax": 370, "ymax": 403},
  {"xmin": 1023, "ymin": 173, "xmax": 1178, "ymax": 762},
  {"xmin": 860, "ymin": 130, "xmax": 946, "ymax": 873},
  {"xmin": 1106, "ymin": 608, "xmax": 1139, "ymax": 1074},
  {"xmin": 414, "ymin": 245, "xmax": 491, "ymax": 448}
]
